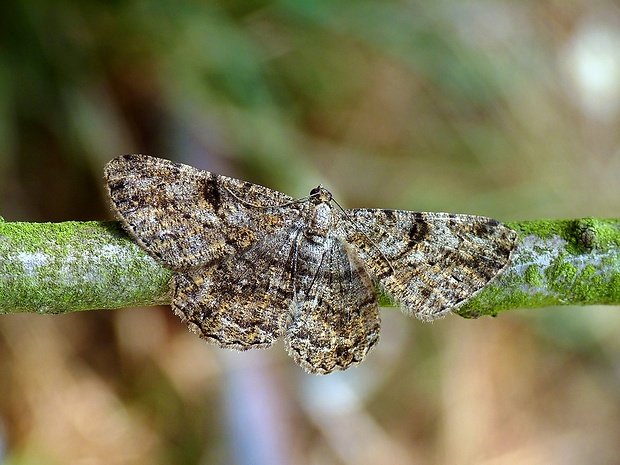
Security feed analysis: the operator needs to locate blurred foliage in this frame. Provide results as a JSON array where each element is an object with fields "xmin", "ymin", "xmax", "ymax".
[{"xmin": 2, "ymin": 0, "xmax": 620, "ymax": 464}]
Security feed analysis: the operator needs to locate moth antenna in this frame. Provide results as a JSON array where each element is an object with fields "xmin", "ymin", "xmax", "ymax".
[{"xmin": 222, "ymin": 184, "xmax": 311, "ymax": 209}]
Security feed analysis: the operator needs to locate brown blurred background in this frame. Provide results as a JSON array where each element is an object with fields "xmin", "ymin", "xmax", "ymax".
[{"xmin": 1, "ymin": 1, "xmax": 620, "ymax": 464}]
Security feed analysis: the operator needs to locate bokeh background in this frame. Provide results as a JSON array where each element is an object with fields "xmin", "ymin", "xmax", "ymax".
[{"xmin": 2, "ymin": 1, "xmax": 620, "ymax": 464}]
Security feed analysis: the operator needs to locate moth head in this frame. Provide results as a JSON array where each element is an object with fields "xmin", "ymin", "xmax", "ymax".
[{"xmin": 309, "ymin": 185, "xmax": 333, "ymax": 204}]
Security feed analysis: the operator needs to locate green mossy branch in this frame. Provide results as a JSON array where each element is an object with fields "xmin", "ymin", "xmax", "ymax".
[
  {"xmin": 456, "ymin": 218, "xmax": 620, "ymax": 318},
  {"xmin": 0, "ymin": 221, "xmax": 172, "ymax": 314},
  {"xmin": 1, "ymin": 218, "xmax": 619, "ymax": 316}
]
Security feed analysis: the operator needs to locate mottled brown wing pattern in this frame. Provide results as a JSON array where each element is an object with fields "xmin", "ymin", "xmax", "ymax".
[
  {"xmin": 104, "ymin": 154, "xmax": 298, "ymax": 270},
  {"xmin": 172, "ymin": 229, "xmax": 300, "ymax": 349},
  {"xmin": 285, "ymin": 234, "xmax": 380, "ymax": 374},
  {"xmin": 344, "ymin": 209, "xmax": 518, "ymax": 321}
]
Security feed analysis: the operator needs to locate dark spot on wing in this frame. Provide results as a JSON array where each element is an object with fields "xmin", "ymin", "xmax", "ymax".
[
  {"xmin": 204, "ymin": 176, "xmax": 221, "ymax": 212},
  {"xmin": 408, "ymin": 213, "xmax": 430, "ymax": 245},
  {"xmin": 107, "ymin": 179, "xmax": 126, "ymax": 192},
  {"xmin": 471, "ymin": 219, "xmax": 495, "ymax": 236},
  {"xmin": 419, "ymin": 285, "xmax": 433, "ymax": 299}
]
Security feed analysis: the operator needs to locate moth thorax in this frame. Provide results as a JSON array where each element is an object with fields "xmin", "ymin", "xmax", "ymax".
[{"xmin": 304, "ymin": 203, "xmax": 332, "ymax": 244}]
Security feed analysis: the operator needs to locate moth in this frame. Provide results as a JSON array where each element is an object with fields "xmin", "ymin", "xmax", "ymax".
[{"xmin": 105, "ymin": 154, "xmax": 518, "ymax": 374}]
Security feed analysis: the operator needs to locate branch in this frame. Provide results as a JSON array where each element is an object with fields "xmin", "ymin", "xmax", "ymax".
[
  {"xmin": 456, "ymin": 218, "xmax": 620, "ymax": 318},
  {"xmin": 0, "ymin": 221, "xmax": 172, "ymax": 314},
  {"xmin": 0, "ymin": 218, "xmax": 618, "ymax": 316}
]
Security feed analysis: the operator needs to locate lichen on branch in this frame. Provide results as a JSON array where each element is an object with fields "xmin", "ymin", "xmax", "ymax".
[
  {"xmin": 1, "ymin": 218, "xmax": 619, "ymax": 316},
  {"xmin": 0, "ymin": 221, "xmax": 171, "ymax": 314}
]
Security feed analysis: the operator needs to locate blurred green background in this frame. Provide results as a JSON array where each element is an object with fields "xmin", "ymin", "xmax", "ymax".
[{"xmin": 2, "ymin": 0, "xmax": 620, "ymax": 464}]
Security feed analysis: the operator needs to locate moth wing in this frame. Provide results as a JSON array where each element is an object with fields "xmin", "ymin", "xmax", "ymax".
[
  {"xmin": 172, "ymin": 229, "xmax": 299, "ymax": 349},
  {"xmin": 344, "ymin": 209, "xmax": 518, "ymax": 321},
  {"xmin": 285, "ymin": 236, "xmax": 380, "ymax": 374},
  {"xmin": 104, "ymin": 154, "xmax": 297, "ymax": 269}
]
